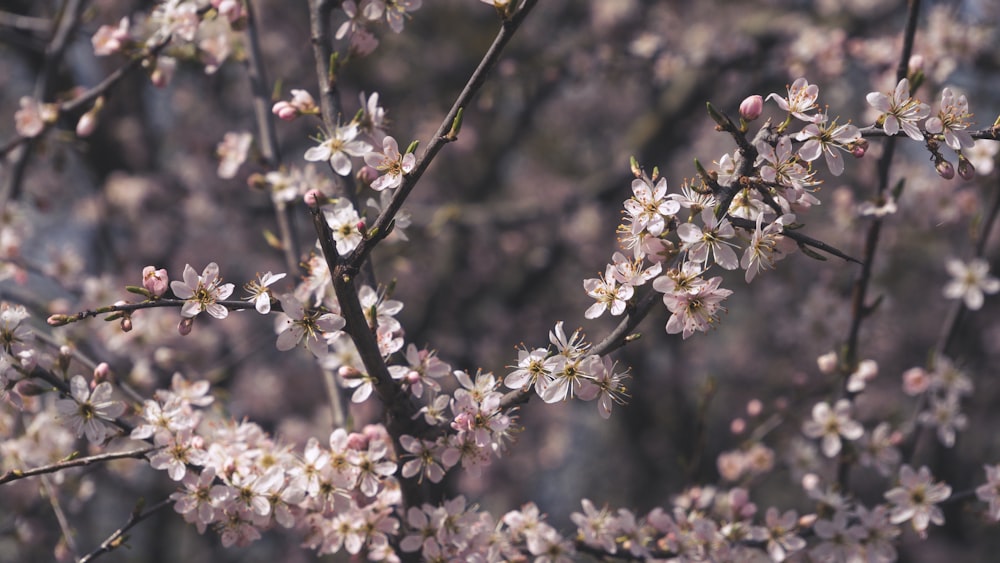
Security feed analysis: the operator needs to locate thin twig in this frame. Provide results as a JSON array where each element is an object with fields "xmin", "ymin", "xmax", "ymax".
[
  {"xmin": 345, "ymin": 0, "xmax": 541, "ymax": 271},
  {"xmin": 0, "ymin": 447, "xmax": 157, "ymax": 485},
  {"xmin": 838, "ymin": 0, "xmax": 922, "ymax": 492},
  {"xmin": 77, "ymin": 498, "xmax": 173, "ymax": 563},
  {"xmin": 41, "ymin": 474, "xmax": 80, "ymax": 559},
  {"xmin": 243, "ymin": 0, "xmax": 302, "ymax": 274},
  {"xmin": 0, "ymin": 0, "xmax": 86, "ymax": 206}
]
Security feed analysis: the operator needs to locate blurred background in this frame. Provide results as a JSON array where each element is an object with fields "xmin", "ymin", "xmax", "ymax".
[{"xmin": 1, "ymin": 0, "xmax": 999, "ymax": 560}]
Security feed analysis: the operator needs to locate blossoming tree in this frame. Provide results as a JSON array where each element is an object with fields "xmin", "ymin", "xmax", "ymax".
[{"xmin": 1, "ymin": 0, "xmax": 999, "ymax": 561}]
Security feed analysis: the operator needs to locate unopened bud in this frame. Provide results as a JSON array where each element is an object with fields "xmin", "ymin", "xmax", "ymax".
[
  {"xmin": 816, "ymin": 351, "xmax": 837, "ymax": 374},
  {"xmin": 957, "ymin": 155, "xmax": 975, "ymax": 180},
  {"xmin": 142, "ymin": 266, "xmax": 169, "ymax": 297},
  {"xmin": 908, "ymin": 54, "xmax": 924, "ymax": 73},
  {"xmin": 76, "ymin": 111, "xmax": 98, "ymax": 137},
  {"xmin": 746, "ymin": 399, "xmax": 763, "ymax": 417},
  {"xmin": 739, "ymin": 95, "xmax": 764, "ymax": 121},
  {"xmin": 120, "ymin": 316, "xmax": 133, "ymax": 332},
  {"xmin": 338, "ymin": 365, "xmax": 361, "ymax": 379},
  {"xmin": 356, "ymin": 220, "xmax": 367, "ymax": 236},
  {"xmin": 303, "ymin": 189, "xmax": 322, "ymax": 207},
  {"xmin": 271, "ymin": 101, "xmax": 298, "ymax": 121},
  {"xmin": 47, "ymin": 314, "xmax": 70, "ymax": 326},
  {"xmin": 356, "ymin": 165, "xmax": 378, "ymax": 186},
  {"xmin": 346, "ymin": 431, "xmax": 368, "ymax": 450},
  {"xmin": 93, "ymin": 362, "xmax": 111, "ymax": 382},
  {"xmin": 851, "ymin": 139, "xmax": 868, "ymax": 158},
  {"xmin": 936, "ymin": 159, "xmax": 955, "ymax": 180},
  {"xmin": 178, "ymin": 317, "xmax": 193, "ymax": 336}
]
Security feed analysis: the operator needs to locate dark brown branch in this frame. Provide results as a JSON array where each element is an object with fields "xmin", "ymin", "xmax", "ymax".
[{"xmin": 0, "ymin": 447, "xmax": 157, "ymax": 485}]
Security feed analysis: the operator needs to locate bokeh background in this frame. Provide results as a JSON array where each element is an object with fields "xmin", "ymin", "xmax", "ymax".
[{"xmin": 1, "ymin": 0, "xmax": 999, "ymax": 560}]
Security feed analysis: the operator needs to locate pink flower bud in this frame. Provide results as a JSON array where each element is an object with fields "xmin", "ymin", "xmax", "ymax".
[
  {"xmin": 746, "ymin": 399, "xmax": 762, "ymax": 417},
  {"xmin": 357, "ymin": 165, "xmax": 379, "ymax": 185},
  {"xmin": 739, "ymin": 94, "xmax": 764, "ymax": 121},
  {"xmin": 730, "ymin": 418, "xmax": 746, "ymax": 434},
  {"xmin": 936, "ymin": 159, "xmax": 955, "ymax": 180},
  {"xmin": 121, "ymin": 316, "xmax": 133, "ymax": 332},
  {"xmin": 908, "ymin": 54, "xmax": 924, "ymax": 73},
  {"xmin": 346, "ymin": 432, "xmax": 368, "ymax": 450},
  {"xmin": 94, "ymin": 362, "xmax": 111, "ymax": 382},
  {"xmin": 142, "ymin": 266, "xmax": 169, "ymax": 296},
  {"xmin": 851, "ymin": 139, "xmax": 868, "ymax": 158},
  {"xmin": 178, "ymin": 317, "xmax": 193, "ymax": 336},
  {"xmin": 957, "ymin": 156, "xmax": 975, "ymax": 180},
  {"xmin": 303, "ymin": 189, "xmax": 322, "ymax": 207},
  {"xmin": 47, "ymin": 314, "xmax": 69, "ymax": 326},
  {"xmin": 816, "ymin": 351, "xmax": 837, "ymax": 374},
  {"xmin": 271, "ymin": 101, "xmax": 298, "ymax": 121},
  {"xmin": 902, "ymin": 367, "xmax": 930, "ymax": 396},
  {"xmin": 76, "ymin": 111, "xmax": 98, "ymax": 137},
  {"xmin": 338, "ymin": 365, "xmax": 360, "ymax": 379}
]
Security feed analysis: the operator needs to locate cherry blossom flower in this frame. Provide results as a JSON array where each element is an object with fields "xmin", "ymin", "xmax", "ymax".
[
  {"xmin": 611, "ymin": 251, "xmax": 662, "ymax": 287},
  {"xmin": 55, "ymin": 375, "xmax": 125, "ymax": 443},
  {"xmin": 677, "ymin": 209, "xmax": 739, "ymax": 270},
  {"xmin": 387, "ymin": 344, "xmax": 449, "ymax": 398},
  {"xmin": 244, "ymin": 271, "xmax": 286, "ymax": 314},
  {"xmin": 794, "ymin": 114, "xmax": 861, "ymax": 176},
  {"xmin": 966, "ymin": 140, "xmax": 998, "ymax": 175},
  {"xmin": 918, "ymin": 394, "xmax": 967, "ymax": 447},
  {"xmin": 170, "ymin": 262, "xmax": 235, "ymax": 319},
  {"xmin": 304, "ymin": 124, "xmax": 372, "ymax": 176},
  {"xmin": 142, "ymin": 266, "xmax": 169, "ymax": 297},
  {"xmin": 92, "ymin": 17, "xmax": 131, "ymax": 56},
  {"xmin": 384, "ymin": 0, "xmax": 422, "ymax": 33},
  {"xmin": 925, "ymin": 87, "xmax": 975, "ymax": 150},
  {"xmin": 811, "ymin": 510, "xmax": 865, "ymax": 561},
  {"xmin": 749, "ymin": 507, "xmax": 806, "ymax": 562},
  {"xmin": 570, "ymin": 499, "xmax": 618, "ymax": 553},
  {"xmin": 355, "ymin": 439, "xmax": 397, "ymax": 497},
  {"xmin": 976, "ymin": 464, "xmax": 1000, "ymax": 521},
  {"xmin": 865, "ymin": 78, "xmax": 930, "ymax": 141},
  {"xmin": 504, "ymin": 346, "xmax": 551, "ymax": 395},
  {"xmin": 942, "ymin": 257, "xmax": 999, "ymax": 310},
  {"xmin": 802, "ymin": 399, "xmax": 863, "ymax": 457},
  {"xmin": 740, "ymin": 213, "xmax": 794, "ymax": 283},
  {"xmin": 358, "ymin": 91, "xmax": 388, "ymax": 138},
  {"xmin": 149, "ymin": 0, "xmax": 200, "ymax": 43},
  {"xmin": 399, "ymin": 435, "xmax": 446, "ymax": 483},
  {"xmin": 586, "ymin": 355, "xmax": 629, "ymax": 419},
  {"xmin": 274, "ymin": 293, "xmax": 345, "ymax": 355},
  {"xmin": 171, "ymin": 467, "xmax": 228, "ymax": 534},
  {"xmin": 149, "ymin": 428, "xmax": 206, "ymax": 481},
  {"xmin": 854, "ymin": 504, "xmax": 900, "ymax": 562},
  {"xmin": 14, "ymin": 96, "xmax": 57, "ymax": 138},
  {"xmin": 767, "ymin": 77, "xmax": 820, "ymax": 122},
  {"xmin": 358, "ymin": 284, "xmax": 404, "ymax": 332},
  {"xmin": 858, "ymin": 422, "xmax": 901, "ymax": 477},
  {"xmin": 323, "ymin": 199, "xmax": 364, "ymax": 255},
  {"xmin": 623, "ymin": 177, "xmax": 680, "ymax": 236},
  {"xmin": 884, "ymin": 465, "xmax": 951, "ymax": 536},
  {"xmin": 653, "ymin": 269, "xmax": 734, "ymax": 339},
  {"xmin": 583, "ymin": 264, "xmax": 633, "ymax": 319},
  {"xmin": 0, "ymin": 303, "xmax": 33, "ymax": 357},
  {"xmin": 846, "ymin": 358, "xmax": 878, "ymax": 392},
  {"xmin": 364, "ymin": 136, "xmax": 415, "ymax": 191}
]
